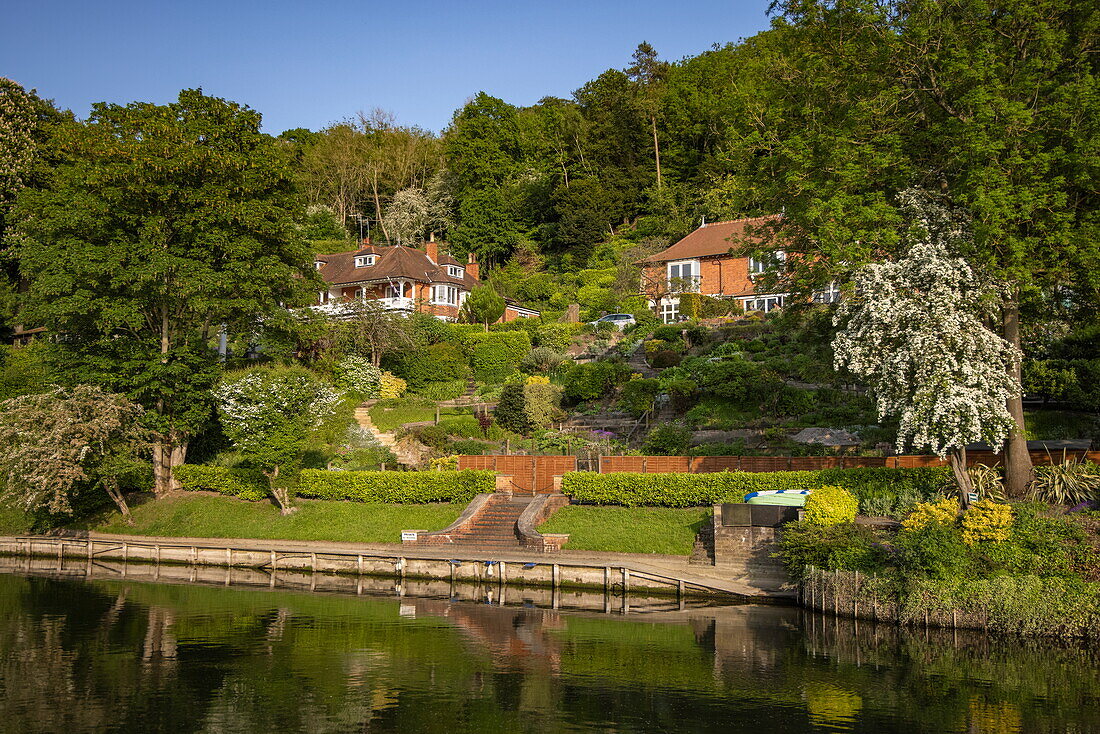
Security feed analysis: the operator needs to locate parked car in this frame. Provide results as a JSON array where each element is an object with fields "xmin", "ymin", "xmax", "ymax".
[{"xmin": 588, "ymin": 313, "xmax": 636, "ymax": 330}]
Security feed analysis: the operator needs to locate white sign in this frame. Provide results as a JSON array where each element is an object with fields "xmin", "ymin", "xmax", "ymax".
[{"xmin": 401, "ymin": 531, "xmax": 418, "ymax": 541}]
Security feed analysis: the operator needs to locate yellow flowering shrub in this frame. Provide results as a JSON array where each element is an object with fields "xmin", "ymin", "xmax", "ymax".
[
  {"xmin": 429, "ymin": 455, "xmax": 459, "ymax": 471},
  {"xmin": 961, "ymin": 499, "xmax": 1013, "ymax": 544},
  {"xmin": 378, "ymin": 371, "xmax": 407, "ymax": 399},
  {"xmin": 804, "ymin": 485, "xmax": 859, "ymax": 526},
  {"xmin": 525, "ymin": 375, "xmax": 551, "ymax": 385},
  {"xmin": 902, "ymin": 498, "xmax": 959, "ymax": 532}
]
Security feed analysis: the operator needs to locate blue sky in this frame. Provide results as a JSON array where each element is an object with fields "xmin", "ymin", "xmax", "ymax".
[{"xmin": 3, "ymin": 0, "xmax": 773, "ymax": 134}]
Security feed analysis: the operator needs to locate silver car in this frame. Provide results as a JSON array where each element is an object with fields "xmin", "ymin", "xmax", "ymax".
[{"xmin": 589, "ymin": 313, "xmax": 637, "ymax": 330}]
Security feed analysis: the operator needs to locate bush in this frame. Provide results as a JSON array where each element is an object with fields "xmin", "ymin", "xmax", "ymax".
[
  {"xmin": 804, "ymin": 485, "xmax": 858, "ymax": 526},
  {"xmin": 333, "ymin": 356, "xmax": 382, "ymax": 397},
  {"xmin": 409, "ymin": 424, "xmax": 450, "ymax": 450},
  {"xmin": 962, "ymin": 499, "xmax": 1014, "ymax": 545},
  {"xmin": 619, "ymin": 378, "xmax": 661, "ymax": 415},
  {"xmin": 895, "ymin": 523, "xmax": 973, "ymax": 579},
  {"xmin": 494, "ymin": 379, "xmax": 563, "ymax": 434},
  {"xmin": 493, "ymin": 382, "xmax": 527, "ymax": 433},
  {"xmin": 414, "ymin": 379, "xmax": 467, "ymax": 401},
  {"xmin": 173, "ymin": 465, "xmax": 269, "ymax": 501},
  {"xmin": 535, "ymin": 323, "xmax": 582, "ymax": 351},
  {"xmin": 561, "ymin": 361, "xmax": 629, "ymax": 402},
  {"xmin": 393, "ymin": 342, "xmax": 470, "ymax": 389},
  {"xmin": 464, "ymin": 331, "xmax": 532, "ymax": 382},
  {"xmin": 902, "ymin": 498, "xmax": 960, "ymax": 531},
  {"xmin": 1029, "ymin": 460, "xmax": 1100, "ymax": 505},
  {"xmin": 642, "ymin": 423, "xmax": 692, "ymax": 455},
  {"xmin": 522, "ymin": 347, "xmax": 567, "ymax": 374},
  {"xmin": 777, "ymin": 522, "xmax": 885, "ymax": 574},
  {"xmin": 561, "ymin": 466, "xmax": 950, "ymax": 508},
  {"xmin": 295, "ymin": 469, "xmax": 494, "ymax": 503},
  {"xmin": 651, "ymin": 350, "xmax": 682, "ymax": 368},
  {"xmin": 378, "ymin": 371, "xmax": 406, "ymax": 399}
]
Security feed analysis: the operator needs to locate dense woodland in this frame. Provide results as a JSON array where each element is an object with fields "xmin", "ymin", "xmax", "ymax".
[{"xmin": 0, "ymin": 0, "xmax": 1098, "ymax": 516}]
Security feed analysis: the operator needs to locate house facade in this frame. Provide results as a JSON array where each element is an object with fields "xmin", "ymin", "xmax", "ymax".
[
  {"xmin": 314, "ymin": 239, "xmax": 539, "ymax": 322},
  {"xmin": 639, "ymin": 215, "xmax": 838, "ymax": 323}
]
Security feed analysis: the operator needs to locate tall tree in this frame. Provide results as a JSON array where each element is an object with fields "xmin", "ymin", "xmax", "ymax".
[
  {"xmin": 625, "ymin": 42, "xmax": 670, "ymax": 190},
  {"xmin": 15, "ymin": 89, "xmax": 314, "ymax": 495},
  {"xmin": 726, "ymin": 0, "xmax": 1099, "ymax": 495}
]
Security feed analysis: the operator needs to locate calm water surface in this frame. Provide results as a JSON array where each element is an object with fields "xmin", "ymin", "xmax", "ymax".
[{"xmin": 0, "ymin": 566, "xmax": 1097, "ymax": 734}]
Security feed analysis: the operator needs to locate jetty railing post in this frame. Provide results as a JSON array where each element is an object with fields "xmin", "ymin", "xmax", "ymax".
[
  {"xmin": 190, "ymin": 546, "xmax": 197, "ymax": 565},
  {"xmin": 357, "ymin": 554, "xmax": 363, "ymax": 575},
  {"xmin": 155, "ymin": 544, "xmax": 161, "ymax": 566},
  {"xmin": 226, "ymin": 548, "xmax": 232, "ymax": 567},
  {"xmin": 552, "ymin": 563, "xmax": 560, "ymax": 591},
  {"xmin": 310, "ymin": 552, "xmax": 317, "ymax": 572},
  {"xmin": 87, "ymin": 538, "xmax": 93, "ymax": 563},
  {"xmin": 499, "ymin": 561, "xmax": 506, "ymax": 587},
  {"xmin": 399, "ymin": 557, "xmax": 406, "ymax": 582}
]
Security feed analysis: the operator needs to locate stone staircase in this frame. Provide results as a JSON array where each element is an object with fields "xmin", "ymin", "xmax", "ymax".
[
  {"xmin": 414, "ymin": 494, "xmax": 534, "ymax": 550},
  {"xmin": 627, "ymin": 342, "xmax": 659, "ymax": 378},
  {"xmin": 353, "ymin": 403, "xmax": 398, "ymax": 451}
]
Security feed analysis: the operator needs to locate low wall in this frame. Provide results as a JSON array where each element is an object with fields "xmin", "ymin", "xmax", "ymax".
[{"xmin": 710, "ymin": 504, "xmax": 788, "ymax": 592}]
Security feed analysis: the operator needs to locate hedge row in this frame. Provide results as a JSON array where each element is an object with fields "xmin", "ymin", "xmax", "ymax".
[
  {"xmin": 561, "ymin": 467, "xmax": 950, "ymax": 509},
  {"xmin": 295, "ymin": 469, "xmax": 494, "ymax": 503},
  {"xmin": 173, "ymin": 465, "xmax": 269, "ymax": 502}
]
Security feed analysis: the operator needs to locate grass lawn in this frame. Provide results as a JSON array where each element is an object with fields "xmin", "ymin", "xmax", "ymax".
[
  {"xmin": 369, "ymin": 398, "xmax": 468, "ymax": 432},
  {"xmin": 538, "ymin": 506, "xmax": 711, "ymax": 556},
  {"xmin": 83, "ymin": 494, "xmax": 463, "ymax": 543}
]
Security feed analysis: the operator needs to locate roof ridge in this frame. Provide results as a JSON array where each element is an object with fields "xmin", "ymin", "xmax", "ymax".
[{"xmin": 701, "ymin": 214, "xmax": 780, "ymax": 227}]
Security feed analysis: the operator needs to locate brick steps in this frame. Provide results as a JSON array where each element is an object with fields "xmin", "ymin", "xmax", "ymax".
[{"xmin": 439, "ymin": 494, "xmax": 532, "ymax": 549}]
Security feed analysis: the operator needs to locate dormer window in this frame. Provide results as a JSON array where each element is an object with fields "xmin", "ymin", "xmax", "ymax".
[
  {"xmin": 314, "ymin": 261, "xmax": 325, "ymax": 270},
  {"xmin": 446, "ymin": 265, "xmax": 464, "ymax": 278},
  {"xmin": 354, "ymin": 255, "xmax": 376, "ymax": 267}
]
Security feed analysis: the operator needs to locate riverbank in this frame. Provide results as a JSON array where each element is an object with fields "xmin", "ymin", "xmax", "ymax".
[{"xmin": 0, "ymin": 532, "xmax": 787, "ymax": 599}]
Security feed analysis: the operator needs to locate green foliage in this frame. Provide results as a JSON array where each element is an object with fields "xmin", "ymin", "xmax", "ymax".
[
  {"xmin": 641, "ymin": 423, "xmax": 692, "ymax": 455},
  {"xmin": 392, "ymin": 342, "xmax": 469, "ymax": 389},
  {"xmin": 561, "ymin": 466, "xmax": 948, "ymax": 508},
  {"xmin": 463, "ymin": 331, "xmax": 532, "ymax": 382},
  {"xmin": 962, "ymin": 499, "xmax": 1014, "ymax": 545},
  {"xmin": 619, "ymin": 378, "xmax": 660, "ymax": 415},
  {"xmin": 413, "ymin": 379, "xmax": 467, "ymax": 402},
  {"xmin": 803, "ymin": 485, "xmax": 858, "ymax": 526},
  {"xmin": 295, "ymin": 469, "xmax": 494, "ymax": 503},
  {"xmin": 895, "ymin": 524, "xmax": 973, "ymax": 580},
  {"xmin": 521, "ymin": 346, "xmax": 567, "ymax": 375},
  {"xmin": 332, "ymin": 355, "xmax": 381, "ymax": 397},
  {"xmin": 561, "ymin": 360, "xmax": 629, "ymax": 402},
  {"xmin": 1029, "ymin": 460, "xmax": 1100, "ymax": 505},
  {"xmin": 462, "ymin": 285, "xmax": 506, "ymax": 328},
  {"xmin": 173, "ymin": 464, "xmax": 269, "ymax": 502},
  {"xmin": 0, "ymin": 342, "xmax": 54, "ymax": 401},
  {"xmin": 537, "ymin": 506, "xmax": 711, "ymax": 555},
  {"xmin": 778, "ymin": 522, "xmax": 886, "ymax": 575},
  {"xmin": 493, "ymin": 379, "xmax": 563, "ymax": 434},
  {"xmin": 534, "ymin": 322, "xmax": 583, "ymax": 351},
  {"xmin": 378, "ymin": 371, "xmax": 406, "ymax": 399}
]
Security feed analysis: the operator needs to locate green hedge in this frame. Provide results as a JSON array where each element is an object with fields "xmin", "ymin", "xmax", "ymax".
[
  {"xmin": 561, "ymin": 467, "xmax": 949, "ymax": 509},
  {"xmin": 463, "ymin": 331, "xmax": 532, "ymax": 382},
  {"xmin": 173, "ymin": 465, "xmax": 269, "ymax": 501},
  {"xmin": 295, "ymin": 469, "xmax": 494, "ymax": 503}
]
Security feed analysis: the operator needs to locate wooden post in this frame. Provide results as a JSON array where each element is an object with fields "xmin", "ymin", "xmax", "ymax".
[
  {"xmin": 190, "ymin": 546, "xmax": 197, "ymax": 565},
  {"xmin": 499, "ymin": 561, "xmax": 506, "ymax": 586},
  {"xmin": 622, "ymin": 568, "xmax": 629, "ymax": 594},
  {"xmin": 357, "ymin": 554, "xmax": 364, "ymax": 575},
  {"xmin": 155, "ymin": 544, "xmax": 161, "ymax": 565},
  {"xmin": 88, "ymin": 538, "xmax": 93, "ymax": 562},
  {"xmin": 58, "ymin": 541, "xmax": 63, "ymax": 564},
  {"xmin": 270, "ymin": 550, "xmax": 276, "ymax": 570},
  {"xmin": 677, "ymin": 579, "xmax": 684, "ymax": 602},
  {"xmin": 122, "ymin": 542, "xmax": 128, "ymax": 563},
  {"xmin": 552, "ymin": 563, "xmax": 560, "ymax": 590},
  {"xmin": 604, "ymin": 566, "xmax": 611, "ymax": 593},
  {"xmin": 226, "ymin": 548, "xmax": 232, "ymax": 567},
  {"xmin": 399, "ymin": 557, "xmax": 406, "ymax": 581},
  {"xmin": 310, "ymin": 552, "xmax": 317, "ymax": 572}
]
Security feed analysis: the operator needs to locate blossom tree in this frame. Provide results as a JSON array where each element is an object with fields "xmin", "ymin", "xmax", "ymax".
[
  {"xmin": 213, "ymin": 367, "xmax": 341, "ymax": 514},
  {"xmin": 833, "ymin": 196, "xmax": 1021, "ymax": 497}
]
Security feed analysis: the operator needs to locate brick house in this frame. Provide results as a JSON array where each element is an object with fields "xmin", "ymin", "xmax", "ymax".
[
  {"xmin": 314, "ymin": 238, "xmax": 539, "ymax": 322},
  {"xmin": 639, "ymin": 215, "xmax": 839, "ymax": 323}
]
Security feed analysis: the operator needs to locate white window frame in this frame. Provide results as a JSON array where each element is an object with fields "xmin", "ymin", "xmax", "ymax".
[
  {"xmin": 742, "ymin": 294, "xmax": 786, "ymax": 313},
  {"xmin": 431, "ymin": 284, "xmax": 459, "ymax": 306},
  {"xmin": 314, "ymin": 261, "xmax": 325, "ymax": 270},
  {"xmin": 354, "ymin": 255, "xmax": 376, "ymax": 267},
  {"xmin": 659, "ymin": 298, "xmax": 680, "ymax": 324},
  {"xmin": 812, "ymin": 281, "xmax": 842, "ymax": 304},
  {"xmin": 446, "ymin": 265, "xmax": 464, "ymax": 278},
  {"xmin": 666, "ymin": 260, "xmax": 700, "ymax": 292},
  {"xmin": 748, "ymin": 251, "xmax": 786, "ymax": 277}
]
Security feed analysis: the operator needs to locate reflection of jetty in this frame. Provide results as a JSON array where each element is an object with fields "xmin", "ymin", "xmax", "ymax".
[{"xmin": 0, "ymin": 533, "xmax": 786, "ymax": 601}]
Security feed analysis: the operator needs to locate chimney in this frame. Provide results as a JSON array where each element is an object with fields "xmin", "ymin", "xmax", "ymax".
[
  {"xmin": 361, "ymin": 237, "xmax": 371, "ymax": 246},
  {"xmin": 466, "ymin": 252, "xmax": 480, "ymax": 280},
  {"xmin": 425, "ymin": 237, "xmax": 438, "ymax": 264}
]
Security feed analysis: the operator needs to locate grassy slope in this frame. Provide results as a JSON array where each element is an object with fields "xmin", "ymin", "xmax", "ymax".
[
  {"xmin": 85, "ymin": 494, "xmax": 463, "ymax": 543},
  {"xmin": 537, "ymin": 506, "xmax": 711, "ymax": 556},
  {"xmin": 368, "ymin": 399, "xmax": 467, "ymax": 431}
]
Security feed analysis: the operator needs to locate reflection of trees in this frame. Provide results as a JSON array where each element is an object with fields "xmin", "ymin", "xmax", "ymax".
[{"xmin": 0, "ymin": 573, "xmax": 1098, "ymax": 733}]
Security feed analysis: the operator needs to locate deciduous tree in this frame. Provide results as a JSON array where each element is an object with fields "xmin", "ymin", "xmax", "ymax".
[{"xmin": 462, "ymin": 285, "xmax": 505, "ymax": 331}]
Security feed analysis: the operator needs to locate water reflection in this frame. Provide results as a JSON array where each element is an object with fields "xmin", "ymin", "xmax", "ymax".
[{"xmin": 0, "ymin": 561, "xmax": 1097, "ymax": 734}]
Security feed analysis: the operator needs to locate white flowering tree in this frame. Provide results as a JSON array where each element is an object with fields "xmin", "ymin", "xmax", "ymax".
[
  {"xmin": 833, "ymin": 199, "xmax": 1021, "ymax": 497},
  {"xmin": 213, "ymin": 367, "xmax": 341, "ymax": 514}
]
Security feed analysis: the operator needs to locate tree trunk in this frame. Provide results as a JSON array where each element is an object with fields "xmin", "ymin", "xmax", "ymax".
[
  {"xmin": 265, "ymin": 465, "xmax": 295, "ymax": 515},
  {"xmin": 1002, "ymin": 297, "xmax": 1033, "ymax": 497},
  {"xmin": 103, "ymin": 477, "xmax": 134, "ymax": 525},
  {"xmin": 650, "ymin": 115, "xmax": 662, "ymax": 189},
  {"xmin": 371, "ymin": 171, "xmax": 391, "ymax": 243},
  {"xmin": 152, "ymin": 431, "xmax": 187, "ymax": 496},
  {"xmin": 950, "ymin": 447, "xmax": 973, "ymax": 507}
]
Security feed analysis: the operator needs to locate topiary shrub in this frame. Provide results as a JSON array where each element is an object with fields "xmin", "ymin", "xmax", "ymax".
[
  {"xmin": 295, "ymin": 469, "xmax": 494, "ymax": 503},
  {"xmin": 493, "ymin": 382, "xmax": 528, "ymax": 433},
  {"xmin": 393, "ymin": 342, "xmax": 470, "ymax": 389},
  {"xmin": 464, "ymin": 331, "xmax": 532, "ymax": 382},
  {"xmin": 962, "ymin": 499, "xmax": 1014, "ymax": 545},
  {"xmin": 902, "ymin": 498, "xmax": 960, "ymax": 532},
  {"xmin": 561, "ymin": 361, "xmax": 629, "ymax": 402},
  {"xmin": 803, "ymin": 485, "xmax": 859, "ymax": 526},
  {"xmin": 173, "ymin": 465, "xmax": 269, "ymax": 501}
]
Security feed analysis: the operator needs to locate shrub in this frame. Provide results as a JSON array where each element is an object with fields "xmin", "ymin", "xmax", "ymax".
[
  {"xmin": 1029, "ymin": 460, "xmax": 1100, "ymax": 505},
  {"xmin": 561, "ymin": 361, "xmax": 629, "ymax": 402},
  {"xmin": 409, "ymin": 424, "xmax": 449, "ymax": 450},
  {"xmin": 962, "ymin": 499, "xmax": 1014, "ymax": 545},
  {"xmin": 295, "ymin": 469, "xmax": 494, "ymax": 503},
  {"xmin": 777, "ymin": 521, "xmax": 885, "ymax": 574},
  {"xmin": 414, "ymin": 379, "xmax": 467, "ymax": 401},
  {"xmin": 651, "ymin": 350, "xmax": 682, "ymax": 368},
  {"xmin": 651, "ymin": 325, "xmax": 683, "ymax": 342},
  {"xmin": 902, "ymin": 498, "xmax": 960, "ymax": 531},
  {"xmin": 429, "ymin": 455, "xmax": 459, "ymax": 471},
  {"xmin": 522, "ymin": 347, "xmax": 567, "ymax": 374},
  {"xmin": 493, "ymin": 382, "xmax": 528, "ymax": 434},
  {"xmin": 803, "ymin": 486, "xmax": 858, "ymax": 526},
  {"xmin": 394, "ymin": 342, "xmax": 470, "ymax": 389},
  {"xmin": 378, "ymin": 371, "xmax": 406, "ymax": 399},
  {"xmin": 333, "ymin": 356, "xmax": 382, "ymax": 397},
  {"xmin": 493, "ymin": 379, "xmax": 563, "ymax": 434},
  {"xmin": 619, "ymin": 378, "xmax": 661, "ymax": 415},
  {"xmin": 895, "ymin": 523, "xmax": 972, "ymax": 579},
  {"xmin": 642, "ymin": 423, "xmax": 692, "ymax": 455},
  {"xmin": 173, "ymin": 464, "xmax": 269, "ymax": 502},
  {"xmin": 643, "ymin": 339, "xmax": 666, "ymax": 358},
  {"xmin": 535, "ymin": 323, "xmax": 582, "ymax": 351},
  {"xmin": 464, "ymin": 331, "xmax": 532, "ymax": 382}
]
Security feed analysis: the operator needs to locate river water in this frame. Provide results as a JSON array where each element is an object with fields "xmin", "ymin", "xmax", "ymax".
[{"xmin": 0, "ymin": 564, "xmax": 1097, "ymax": 733}]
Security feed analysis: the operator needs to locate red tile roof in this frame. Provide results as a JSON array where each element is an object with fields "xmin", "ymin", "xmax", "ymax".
[
  {"xmin": 316, "ymin": 244, "xmax": 479, "ymax": 289},
  {"xmin": 641, "ymin": 215, "xmax": 784, "ymax": 263}
]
